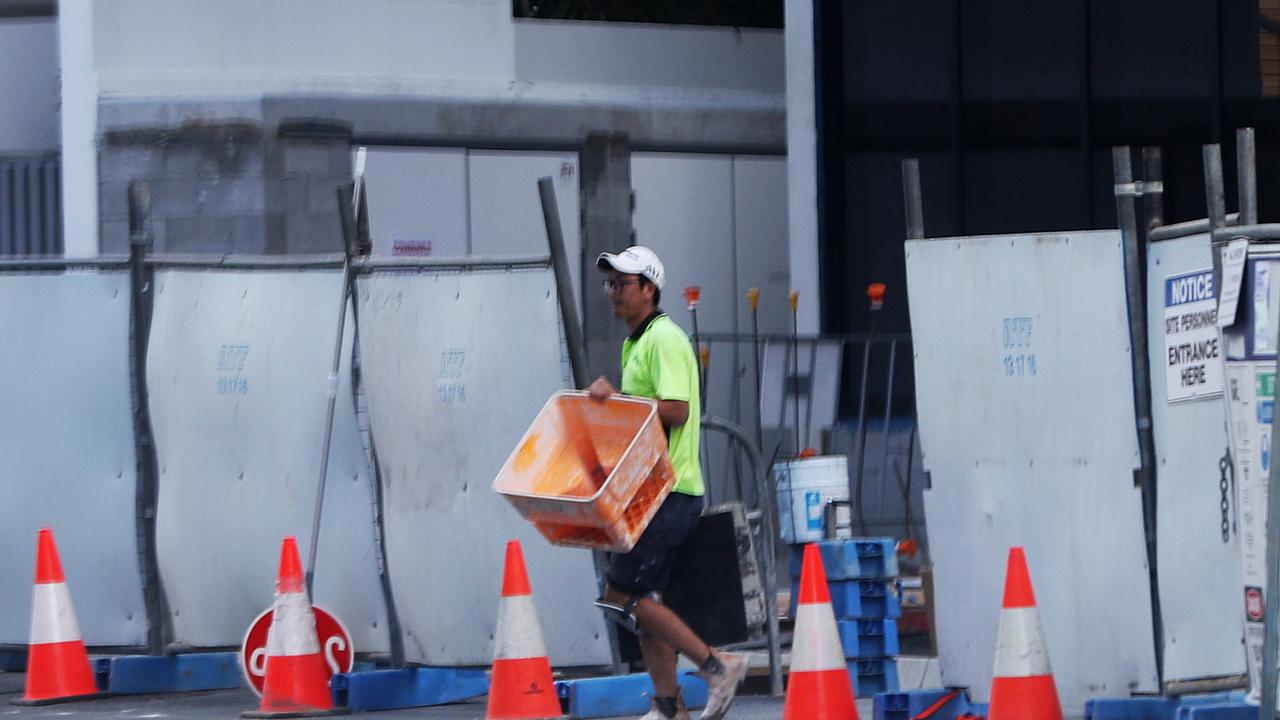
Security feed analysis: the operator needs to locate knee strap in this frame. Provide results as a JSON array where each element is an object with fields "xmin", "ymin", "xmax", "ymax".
[{"xmin": 594, "ymin": 592, "xmax": 658, "ymax": 636}]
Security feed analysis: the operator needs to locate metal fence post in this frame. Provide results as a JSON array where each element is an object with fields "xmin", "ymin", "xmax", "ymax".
[
  {"xmin": 902, "ymin": 159, "xmax": 924, "ymax": 241},
  {"xmin": 1262, "ymin": 272, "xmax": 1280, "ymax": 720},
  {"xmin": 1112, "ymin": 146, "xmax": 1164, "ymax": 686},
  {"xmin": 1238, "ymin": 128, "xmax": 1258, "ymax": 227},
  {"xmin": 127, "ymin": 181, "xmax": 168, "ymax": 654},
  {"xmin": 1142, "ymin": 147, "xmax": 1164, "ymax": 232},
  {"xmin": 1204, "ymin": 144, "xmax": 1226, "ymax": 232}
]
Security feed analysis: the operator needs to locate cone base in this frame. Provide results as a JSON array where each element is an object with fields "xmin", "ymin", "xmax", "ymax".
[
  {"xmin": 20, "ymin": 640, "xmax": 102, "ymax": 704},
  {"xmin": 988, "ymin": 674, "xmax": 1062, "ymax": 720},
  {"xmin": 258, "ymin": 653, "xmax": 334, "ymax": 714},
  {"xmin": 242, "ymin": 708, "xmax": 352, "ymax": 719},
  {"xmin": 783, "ymin": 668, "xmax": 859, "ymax": 720},
  {"xmin": 486, "ymin": 656, "xmax": 563, "ymax": 720},
  {"xmin": 10, "ymin": 692, "xmax": 110, "ymax": 707}
]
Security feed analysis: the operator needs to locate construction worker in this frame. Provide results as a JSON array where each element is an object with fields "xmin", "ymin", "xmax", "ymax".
[{"xmin": 589, "ymin": 245, "xmax": 748, "ymax": 720}]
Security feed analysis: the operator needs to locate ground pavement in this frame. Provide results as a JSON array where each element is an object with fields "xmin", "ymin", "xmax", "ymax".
[{"xmin": 0, "ymin": 672, "xmax": 862, "ymax": 719}]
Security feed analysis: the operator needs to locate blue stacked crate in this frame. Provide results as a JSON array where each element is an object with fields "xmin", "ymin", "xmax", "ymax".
[{"xmin": 789, "ymin": 537, "xmax": 900, "ymax": 697}]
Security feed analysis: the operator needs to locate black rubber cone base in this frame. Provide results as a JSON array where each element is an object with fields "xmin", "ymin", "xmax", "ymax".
[
  {"xmin": 11, "ymin": 691, "xmax": 111, "ymax": 706},
  {"xmin": 242, "ymin": 707, "xmax": 352, "ymax": 718}
]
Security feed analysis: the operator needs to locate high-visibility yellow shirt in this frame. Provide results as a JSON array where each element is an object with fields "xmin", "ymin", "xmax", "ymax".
[{"xmin": 620, "ymin": 312, "xmax": 703, "ymax": 497}]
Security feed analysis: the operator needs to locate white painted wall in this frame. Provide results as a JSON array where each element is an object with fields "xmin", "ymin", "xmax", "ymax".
[
  {"xmin": 734, "ymin": 157, "xmax": 790, "ymax": 335},
  {"xmin": 514, "ymin": 20, "xmax": 784, "ymax": 94},
  {"xmin": 0, "ymin": 19, "xmax": 59, "ymax": 154},
  {"xmin": 784, "ymin": 0, "xmax": 820, "ymax": 333},
  {"xmin": 468, "ymin": 149, "xmax": 582, "ymax": 305},
  {"xmin": 59, "ymin": 1, "xmax": 98, "ymax": 259},
  {"xmin": 87, "ymin": 1, "xmax": 784, "ymax": 103},
  {"xmin": 57, "ymin": 0, "xmax": 789, "ymax": 268},
  {"xmin": 363, "ymin": 147, "xmax": 470, "ymax": 259},
  {"xmin": 92, "ymin": 0, "xmax": 515, "ymax": 95}
]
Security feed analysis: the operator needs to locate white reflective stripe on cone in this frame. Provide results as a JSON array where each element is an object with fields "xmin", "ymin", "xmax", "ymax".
[
  {"xmin": 993, "ymin": 606, "xmax": 1052, "ymax": 678},
  {"xmin": 29, "ymin": 582, "xmax": 83, "ymax": 645},
  {"xmin": 494, "ymin": 594, "xmax": 548, "ymax": 661},
  {"xmin": 265, "ymin": 592, "xmax": 321, "ymax": 657},
  {"xmin": 790, "ymin": 602, "xmax": 846, "ymax": 672}
]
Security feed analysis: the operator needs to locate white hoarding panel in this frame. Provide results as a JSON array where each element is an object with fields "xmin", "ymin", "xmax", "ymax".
[
  {"xmin": 148, "ymin": 270, "xmax": 389, "ymax": 651},
  {"xmin": 0, "ymin": 272, "xmax": 147, "ymax": 646},
  {"xmin": 907, "ymin": 230, "xmax": 1158, "ymax": 713},
  {"xmin": 922, "ymin": 468, "xmax": 1156, "ymax": 708},
  {"xmin": 1147, "ymin": 235, "xmax": 1243, "ymax": 683},
  {"xmin": 356, "ymin": 266, "xmax": 611, "ymax": 666}
]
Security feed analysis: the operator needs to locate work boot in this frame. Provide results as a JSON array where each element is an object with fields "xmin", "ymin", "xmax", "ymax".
[
  {"xmin": 697, "ymin": 651, "xmax": 748, "ymax": 720},
  {"xmin": 639, "ymin": 690, "xmax": 691, "ymax": 720}
]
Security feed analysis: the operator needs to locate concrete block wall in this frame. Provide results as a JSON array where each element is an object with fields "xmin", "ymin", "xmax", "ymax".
[{"xmin": 97, "ymin": 120, "xmax": 349, "ymax": 254}]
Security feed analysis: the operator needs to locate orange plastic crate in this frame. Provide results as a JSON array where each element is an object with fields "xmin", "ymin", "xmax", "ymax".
[{"xmin": 493, "ymin": 390, "xmax": 676, "ymax": 552}]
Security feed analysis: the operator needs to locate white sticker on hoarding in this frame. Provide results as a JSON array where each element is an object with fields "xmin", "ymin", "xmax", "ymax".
[
  {"xmin": 1163, "ymin": 270, "xmax": 1222, "ymax": 403},
  {"xmin": 393, "ymin": 238, "xmax": 433, "ymax": 257},
  {"xmin": 1218, "ymin": 238, "xmax": 1249, "ymax": 328},
  {"xmin": 1226, "ymin": 360, "xmax": 1271, "ymax": 704}
]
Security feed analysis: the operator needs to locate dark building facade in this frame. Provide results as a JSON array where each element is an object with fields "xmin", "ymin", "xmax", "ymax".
[
  {"xmin": 817, "ymin": 0, "xmax": 1277, "ymax": 414},
  {"xmin": 818, "ymin": 0, "xmax": 1275, "ymax": 337}
]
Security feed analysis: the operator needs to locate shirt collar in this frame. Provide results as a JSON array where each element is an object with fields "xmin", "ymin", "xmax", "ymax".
[{"xmin": 628, "ymin": 309, "xmax": 665, "ymax": 342}]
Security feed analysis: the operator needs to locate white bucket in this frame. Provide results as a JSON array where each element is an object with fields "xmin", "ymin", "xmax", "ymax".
[{"xmin": 773, "ymin": 455, "xmax": 850, "ymax": 544}]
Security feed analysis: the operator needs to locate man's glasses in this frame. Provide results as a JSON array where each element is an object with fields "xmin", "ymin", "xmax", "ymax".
[{"xmin": 602, "ymin": 278, "xmax": 641, "ymax": 294}]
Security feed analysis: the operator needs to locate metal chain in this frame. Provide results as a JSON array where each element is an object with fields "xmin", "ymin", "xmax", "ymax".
[{"xmin": 1220, "ymin": 450, "xmax": 1233, "ymax": 544}]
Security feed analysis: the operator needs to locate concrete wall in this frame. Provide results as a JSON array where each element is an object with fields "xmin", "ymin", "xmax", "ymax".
[
  {"xmin": 0, "ymin": 18, "xmax": 59, "ymax": 154},
  {"xmin": 785, "ymin": 0, "xmax": 820, "ymax": 333},
  {"xmin": 97, "ymin": 122, "xmax": 352, "ymax": 254},
  {"xmin": 62, "ymin": 0, "xmax": 791, "ymax": 265}
]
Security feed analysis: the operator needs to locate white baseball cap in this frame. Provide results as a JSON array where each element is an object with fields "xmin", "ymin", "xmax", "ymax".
[{"xmin": 596, "ymin": 245, "xmax": 665, "ymax": 290}]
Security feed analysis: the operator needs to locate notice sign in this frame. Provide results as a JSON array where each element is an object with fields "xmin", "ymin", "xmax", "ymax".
[{"xmin": 1164, "ymin": 269, "xmax": 1223, "ymax": 402}]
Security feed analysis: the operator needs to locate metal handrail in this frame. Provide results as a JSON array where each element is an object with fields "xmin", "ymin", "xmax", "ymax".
[{"xmin": 700, "ymin": 414, "xmax": 783, "ymax": 697}]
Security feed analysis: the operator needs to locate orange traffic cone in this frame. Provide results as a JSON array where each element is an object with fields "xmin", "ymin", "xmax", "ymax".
[
  {"xmin": 784, "ymin": 543, "xmax": 859, "ymax": 720},
  {"xmin": 11, "ymin": 528, "xmax": 107, "ymax": 706},
  {"xmin": 243, "ymin": 537, "xmax": 349, "ymax": 718},
  {"xmin": 485, "ymin": 540, "xmax": 564, "ymax": 720},
  {"xmin": 988, "ymin": 547, "xmax": 1062, "ymax": 720}
]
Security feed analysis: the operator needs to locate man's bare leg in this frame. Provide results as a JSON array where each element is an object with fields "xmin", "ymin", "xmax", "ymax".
[
  {"xmin": 638, "ymin": 635, "xmax": 680, "ymax": 696},
  {"xmin": 603, "ymin": 585, "xmax": 711, "ymax": 667},
  {"xmin": 603, "ymin": 585, "xmax": 745, "ymax": 719}
]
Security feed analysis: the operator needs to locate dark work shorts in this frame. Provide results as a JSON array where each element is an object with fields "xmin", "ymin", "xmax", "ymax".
[{"xmin": 605, "ymin": 491, "xmax": 704, "ymax": 596}]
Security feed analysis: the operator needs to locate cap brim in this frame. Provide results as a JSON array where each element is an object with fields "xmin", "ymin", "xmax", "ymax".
[{"xmin": 596, "ymin": 252, "xmax": 639, "ymax": 274}]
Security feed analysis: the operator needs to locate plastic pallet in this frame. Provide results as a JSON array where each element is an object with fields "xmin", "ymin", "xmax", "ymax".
[
  {"xmin": 838, "ymin": 619, "xmax": 899, "ymax": 659},
  {"xmin": 1176, "ymin": 705, "xmax": 1255, "ymax": 720},
  {"xmin": 788, "ymin": 578, "xmax": 901, "ymax": 620},
  {"xmin": 873, "ymin": 688, "xmax": 973, "ymax": 720},
  {"xmin": 0, "ymin": 652, "xmax": 26, "ymax": 672},
  {"xmin": 1084, "ymin": 696, "xmax": 1177, "ymax": 720},
  {"xmin": 790, "ymin": 538, "xmax": 899, "ymax": 580},
  {"xmin": 555, "ymin": 671, "xmax": 707, "ymax": 719},
  {"xmin": 1082, "ymin": 693, "xmax": 1248, "ymax": 720},
  {"xmin": 330, "ymin": 667, "xmax": 489, "ymax": 711},
  {"xmin": 848, "ymin": 657, "xmax": 899, "ymax": 697},
  {"xmin": 832, "ymin": 579, "xmax": 902, "ymax": 619},
  {"xmin": 92, "ymin": 653, "xmax": 240, "ymax": 695}
]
